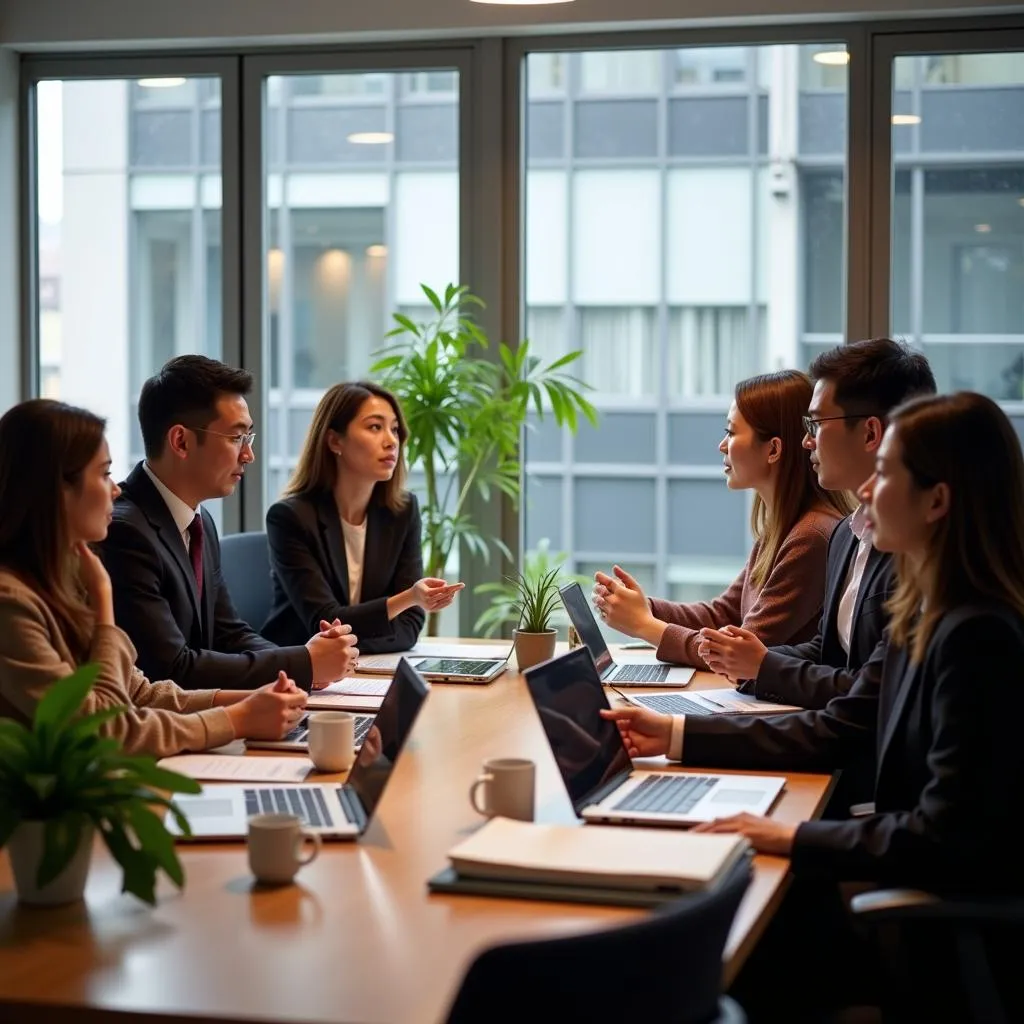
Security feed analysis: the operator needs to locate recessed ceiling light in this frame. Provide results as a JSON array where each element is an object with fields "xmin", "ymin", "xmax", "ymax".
[
  {"xmin": 347, "ymin": 132, "xmax": 394, "ymax": 145},
  {"xmin": 812, "ymin": 50, "xmax": 850, "ymax": 66},
  {"xmin": 366, "ymin": 244, "xmax": 388, "ymax": 258},
  {"xmin": 891, "ymin": 114, "xmax": 921, "ymax": 126},
  {"xmin": 975, "ymin": 223, "xmax": 993, "ymax": 233},
  {"xmin": 138, "ymin": 77, "xmax": 187, "ymax": 88}
]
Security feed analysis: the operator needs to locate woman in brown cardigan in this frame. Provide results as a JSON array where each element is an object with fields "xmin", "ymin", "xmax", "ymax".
[
  {"xmin": 0, "ymin": 399, "xmax": 308, "ymax": 758},
  {"xmin": 593, "ymin": 370, "xmax": 853, "ymax": 669}
]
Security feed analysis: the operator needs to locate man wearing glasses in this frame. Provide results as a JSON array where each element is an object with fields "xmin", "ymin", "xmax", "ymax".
[
  {"xmin": 100, "ymin": 355, "xmax": 358, "ymax": 692},
  {"xmin": 698, "ymin": 337, "xmax": 936, "ymax": 710}
]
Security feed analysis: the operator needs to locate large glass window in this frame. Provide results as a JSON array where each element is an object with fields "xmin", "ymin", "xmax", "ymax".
[
  {"xmin": 890, "ymin": 52, "xmax": 1024, "ymax": 399},
  {"xmin": 522, "ymin": 44, "xmax": 849, "ymax": 636},
  {"xmin": 34, "ymin": 76, "xmax": 223, "ymax": 481}
]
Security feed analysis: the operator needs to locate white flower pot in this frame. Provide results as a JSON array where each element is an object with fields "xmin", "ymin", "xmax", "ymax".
[{"xmin": 7, "ymin": 819, "xmax": 94, "ymax": 906}]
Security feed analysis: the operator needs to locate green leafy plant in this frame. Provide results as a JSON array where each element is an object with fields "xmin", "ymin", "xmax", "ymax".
[
  {"xmin": 0, "ymin": 664, "xmax": 201, "ymax": 904},
  {"xmin": 474, "ymin": 541, "xmax": 587, "ymax": 637},
  {"xmin": 371, "ymin": 283, "xmax": 597, "ymax": 634}
]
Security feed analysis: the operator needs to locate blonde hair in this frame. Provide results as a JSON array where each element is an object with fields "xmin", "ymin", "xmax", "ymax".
[
  {"xmin": 736, "ymin": 371, "xmax": 856, "ymax": 589},
  {"xmin": 284, "ymin": 382, "xmax": 409, "ymax": 514},
  {"xmin": 885, "ymin": 392, "xmax": 1024, "ymax": 663}
]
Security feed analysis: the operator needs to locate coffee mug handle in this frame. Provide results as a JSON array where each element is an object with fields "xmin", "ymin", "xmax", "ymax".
[
  {"xmin": 469, "ymin": 773, "xmax": 494, "ymax": 816},
  {"xmin": 295, "ymin": 829, "xmax": 322, "ymax": 867}
]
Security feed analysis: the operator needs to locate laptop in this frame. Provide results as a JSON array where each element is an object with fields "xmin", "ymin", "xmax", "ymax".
[
  {"xmin": 524, "ymin": 647, "xmax": 785, "ymax": 828},
  {"xmin": 168, "ymin": 657, "xmax": 430, "ymax": 840},
  {"xmin": 357, "ymin": 647, "xmax": 511, "ymax": 684},
  {"xmin": 245, "ymin": 711, "xmax": 376, "ymax": 753},
  {"xmin": 626, "ymin": 690, "xmax": 802, "ymax": 717},
  {"xmin": 558, "ymin": 582, "xmax": 696, "ymax": 687}
]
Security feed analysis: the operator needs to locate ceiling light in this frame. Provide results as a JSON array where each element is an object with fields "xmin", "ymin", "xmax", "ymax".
[
  {"xmin": 366, "ymin": 244, "xmax": 388, "ymax": 258},
  {"xmin": 347, "ymin": 131, "xmax": 394, "ymax": 145},
  {"xmin": 138, "ymin": 77, "xmax": 187, "ymax": 88},
  {"xmin": 812, "ymin": 50, "xmax": 850, "ymax": 66},
  {"xmin": 975, "ymin": 223, "xmax": 992, "ymax": 233},
  {"xmin": 891, "ymin": 114, "xmax": 921, "ymax": 126}
]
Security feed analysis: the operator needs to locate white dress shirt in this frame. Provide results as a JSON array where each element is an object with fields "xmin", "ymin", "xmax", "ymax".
[
  {"xmin": 341, "ymin": 517, "xmax": 367, "ymax": 606},
  {"xmin": 143, "ymin": 462, "xmax": 200, "ymax": 552},
  {"xmin": 836, "ymin": 504, "xmax": 873, "ymax": 656}
]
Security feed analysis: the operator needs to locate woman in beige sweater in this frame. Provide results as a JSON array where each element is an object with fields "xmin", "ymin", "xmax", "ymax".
[
  {"xmin": 0, "ymin": 399, "xmax": 308, "ymax": 758},
  {"xmin": 593, "ymin": 370, "xmax": 854, "ymax": 669}
]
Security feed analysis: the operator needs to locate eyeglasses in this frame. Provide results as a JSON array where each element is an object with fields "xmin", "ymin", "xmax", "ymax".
[
  {"xmin": 801, "ymin": 414, "xmax": 867, "ymax": 438},
  {"xmin": 191, "ymin": 427, "xmax": 257, "ymax": 449}
]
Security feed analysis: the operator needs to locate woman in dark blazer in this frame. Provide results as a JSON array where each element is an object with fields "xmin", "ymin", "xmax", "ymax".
[
  {"xmin": 602, "ymin": 392, "xmax": 1024, "ymax": 1013},
  {"xmin": 262, "ymin": 382, "xmax": 462, "ymax": 654}
]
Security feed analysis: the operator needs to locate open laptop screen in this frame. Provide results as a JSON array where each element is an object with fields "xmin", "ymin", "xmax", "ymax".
[
  {"xmin": 558, "ymin": 582, "xmax": 614, "ymax": 678},
  {"xmin": 346, "ymin": 657, "xmax": 429, "ymax": 822},
  {"xmin": 524, "ymin": 647, "xmax": 631, "ymax": 813}
]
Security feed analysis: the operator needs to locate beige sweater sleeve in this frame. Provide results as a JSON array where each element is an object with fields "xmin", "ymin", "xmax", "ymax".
[{"xmin": 0, "ymin": 586, "xmax": 234, "ymax": 758}]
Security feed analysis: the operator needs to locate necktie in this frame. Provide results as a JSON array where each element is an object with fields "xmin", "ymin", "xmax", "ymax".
[{"xmin": 187, "ymin": 513, "xmax": 204, "ymax": 599}]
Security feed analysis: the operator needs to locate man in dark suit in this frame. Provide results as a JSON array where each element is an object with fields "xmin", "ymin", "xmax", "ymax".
[
  {"xmin": 698, "ymin": 338, "xmax": 936, "ymax": 709},
  {"xmin": 100, "ymin": 355, "xmax": 358, "ymax": 691}
]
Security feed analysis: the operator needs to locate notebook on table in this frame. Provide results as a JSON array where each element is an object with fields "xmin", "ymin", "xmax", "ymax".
[
  {"xmin": 558, "ymin": 582, "xmax": 695, "ymax": 687},
  {"xmin": 524, "ymin": 647, "xmax": 785, "ymax": 828},
  {"xmin": 167, "ymin": 657, "xmax": 430, "ymax": 841}
]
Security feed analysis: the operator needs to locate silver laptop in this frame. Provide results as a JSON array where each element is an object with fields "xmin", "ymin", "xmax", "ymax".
[
  {"xmin": 245, "ymin": 711, "xmax": 376, "ymax": 753},
  {"xmin": 559, "ymin": 582, "xmax": 695, "ymax": 687},
  {"xmin": 524, "ymin": 647, "xmax": 784, "ymax": 828},
  {"xmin": 168, "ymin": 658, "xmax": 430, "ymax": 841},
  {"xmin": 626, "ymin": 690, "xmax": 801, "ymax": 717},
  {"xmin": 357, "ymin": 648, "xmax": 511, "ymax": 683}
]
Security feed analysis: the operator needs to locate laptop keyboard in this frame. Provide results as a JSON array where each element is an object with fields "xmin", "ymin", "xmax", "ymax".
[
  {"xmin": 416, "ymin": 658, "xmax": 495, "ymax": 675},
  {"xmin": 281, "ymin": 713, "xmax": 375, "ymax": 746},
  {"xmin": 613, "ymin": 774, "xmax": 718, "ymax": 815},
  {"xmin": 609, "ymin": 663, "xmax": 670, "ymax": 683},
  {"xmin": 244, "ymin": 786, "xmax": 360, "ymax": 827},
  {"xmin": 633, "ymin": 693, "xmax": 715, "ymax": 716}
]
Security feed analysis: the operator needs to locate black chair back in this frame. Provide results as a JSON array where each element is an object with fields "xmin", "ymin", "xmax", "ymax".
[
  {"xmin": 219, "ymin": 531, "xmax": 273, "ymax": 633},
  {"xmin": 445, "ymin": 858, "xmax": 752, "ymax": 1024}
]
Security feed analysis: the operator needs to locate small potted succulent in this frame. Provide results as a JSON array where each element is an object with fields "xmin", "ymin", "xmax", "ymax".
[{"xmin": 0, "ymin": 664, "xmax": 200, "ymax": 906}]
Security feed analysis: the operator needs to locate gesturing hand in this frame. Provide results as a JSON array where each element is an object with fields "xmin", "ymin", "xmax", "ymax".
[
  {"xmin": 411, "ymin": 578, "xmax": 465, "ymax": 612},
  {"xmin": 592, "ymin": 565, "xmax": 655, "ymax": 639}
]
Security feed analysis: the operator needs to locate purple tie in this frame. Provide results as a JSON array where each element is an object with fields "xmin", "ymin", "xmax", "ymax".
[{"xmin": 187, "ymin": 513, "xmax": 204, "ymax": 599}]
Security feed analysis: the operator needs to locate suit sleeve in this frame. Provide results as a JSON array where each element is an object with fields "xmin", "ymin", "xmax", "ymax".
[
  {"xmin": 103, "ymin": 518, "xmax": 312, "ymax": 692},
  {"xmin": 265, "ymin": 498, "xmax": 425, "ymax": 655},
  {"xmin": 791, "ymin": 616, "xmax": 1021, "ymax": 889},
  {"xmin": 751, "ymin": 640, "xmax": 869, "ymax": 709},
  {"xmin": 678, "ymin": 652, "xmax": 882, "ymax": 773}
]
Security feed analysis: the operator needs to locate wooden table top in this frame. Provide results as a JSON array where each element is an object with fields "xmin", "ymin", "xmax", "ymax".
[{"xmin": 0, "ymin": 643, "xmax": 834, "ymax": 1024}]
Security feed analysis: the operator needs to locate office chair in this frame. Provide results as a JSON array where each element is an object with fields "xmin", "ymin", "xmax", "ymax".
[
  {"xmin": 444, "ymin": 859, "xmax": 752, "ymax": 1024},
  {"xmin": 219, "ymin": 531, "xmax": 274, "ymax": 632},
  {"xmin": 851, "ymin": 888, "xmax": 1024, "ymax": 1023}
]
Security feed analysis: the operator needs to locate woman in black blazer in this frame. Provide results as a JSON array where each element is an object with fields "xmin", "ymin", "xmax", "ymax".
[
  {"xmin": 262, "ymin": 382, "xmax": 463, "ymax": 654},
  {"xmin": 603, "ymin": 392, "xmax": 1024, "ymax": 1013}
]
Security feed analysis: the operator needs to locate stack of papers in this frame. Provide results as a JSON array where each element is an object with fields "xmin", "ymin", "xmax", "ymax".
[
  {"xmin": 307, "ymin": 676, "xmax": 390, "ymax": 710},
  {"xmin": 447, "ymin": 817, "xmax": 750, "ymax": 893}
]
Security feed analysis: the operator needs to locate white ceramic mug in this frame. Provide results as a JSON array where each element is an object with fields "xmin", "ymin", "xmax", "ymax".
[
  {"xmin": 307, "ymin": 711, "xmax": 355, "ymax": 773},
  {"xmin": 247, "ymin": 813, "xmax": 321, "ymax": 885},
  {"xmin": 469, "ymin": 757, "xmax": 536, "ymax": 822}
]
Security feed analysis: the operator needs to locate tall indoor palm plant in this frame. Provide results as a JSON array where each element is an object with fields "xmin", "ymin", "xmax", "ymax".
[{"xmin": 371, "ymin": 283, "xmax": 596, "ymax": 634}]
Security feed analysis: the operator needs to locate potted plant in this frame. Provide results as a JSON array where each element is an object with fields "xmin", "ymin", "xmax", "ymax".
[
  {"xmin": 476, "ymin": 554, "xmax": 566, "ymax": 671},
  {"xmin": 371, "ymin": 283, "xmax": 596, "ymax": 635},
  {"xmin": 0, "ymin": 663, "xmax": 201, "ymax": 906}
]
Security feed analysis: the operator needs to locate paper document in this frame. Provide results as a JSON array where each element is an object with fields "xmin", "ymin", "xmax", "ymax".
[
  {"xmin": 320, "ymin": 677, "xmax": 392, "ymax": 696},
  {"xmin": 448, "ymin": 817, "xmax": 749, "ymax": 892},
  {"xmin": 306, "ymin": 692, "xmax": 385, "ymax": 711},
  {"xmin": 695, "ymin": 688, "xmax": 802, "ymax": 713},
  {"xmin": 158, "ymin": 754, "xmax": 312, "ymax": 783}
]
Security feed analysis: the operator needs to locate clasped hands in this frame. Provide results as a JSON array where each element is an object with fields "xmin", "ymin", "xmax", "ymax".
[{"xmin": 697, "ymin": 624, "xmax": 768, "ymax": 681}]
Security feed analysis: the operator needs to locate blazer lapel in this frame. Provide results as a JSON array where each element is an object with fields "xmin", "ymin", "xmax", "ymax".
[
  {"xmin": 317, "ymin": 494, "xmax": 349, "ymax": 603},
  {"xmin": 125, "ymin": 464, "xmax": 203, "ymax": 625},
  {"xmin": 877, "ymin": 643, "xmax": 920, "ymax": 775}
]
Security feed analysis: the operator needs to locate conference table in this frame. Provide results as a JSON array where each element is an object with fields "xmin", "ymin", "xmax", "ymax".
[{"xmin": 0, "ymin": 642, "xmax": 835, "ymax": 1024}]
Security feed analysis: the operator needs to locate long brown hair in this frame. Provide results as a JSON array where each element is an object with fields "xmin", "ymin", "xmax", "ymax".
[
  {"xmin": 885, "ymin": 392, "xmax": 1024, "ymax": 662},
  {"xmin": 284, "ymin": 381, "xmax": 409, "ymax": 513},
  {"xmin": 0, "ymin": 399, "xmax": 107, "ymax": 659},
  {"xmin": 737, "ymin": 371, "xmax": 855, "ymax": 588}
]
